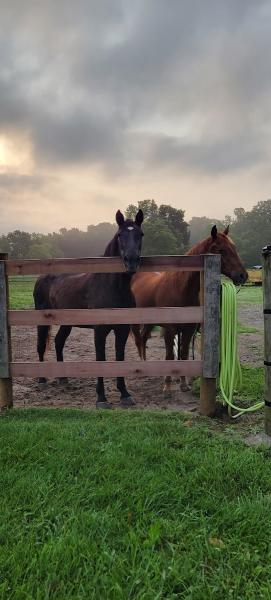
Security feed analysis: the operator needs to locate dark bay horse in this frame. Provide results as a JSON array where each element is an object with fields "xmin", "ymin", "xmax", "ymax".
[
  {"xmin": 131, "ymin": 225, "xmax": 248, "ymax": 392},
  {"xmin": 33, "ymin": 209, "xmax": 144, "ymax": 408}
]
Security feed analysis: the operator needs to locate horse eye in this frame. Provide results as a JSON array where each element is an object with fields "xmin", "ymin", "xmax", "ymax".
[{"xmin": 141, "ymin": 232, "xmax": 144, "ymax": 237}]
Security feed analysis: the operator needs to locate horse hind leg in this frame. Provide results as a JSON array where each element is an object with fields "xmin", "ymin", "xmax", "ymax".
[
  {"xmin": 37, "ymin": 325, "xmax": 50, "ymax": 384},
  {"xmin": 140, "ymin": 325, "xmax": 153, "ymax": 361},
  {"xmin": 55, "ymin": 326, "xmax": 72, "ymax": 384},
  {"xmin": 131, "ymin": 325, "xmax": 143, "ymax": 359},
  {"xmin": 179, "ymin": 326, "xmax": 196, "ymax": 392},
  {"xmin": 163, "ymin": 327, "xmax": 175, "ymax": 393}
]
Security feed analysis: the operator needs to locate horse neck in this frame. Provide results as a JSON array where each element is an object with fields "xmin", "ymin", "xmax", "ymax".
[
  {"xmin": 103, "ymin": 233, "xmax": 119, "ymax": 257},
  {"xmin": 172, "ymin": 237, "xmax": 212, "ymax": 300}
]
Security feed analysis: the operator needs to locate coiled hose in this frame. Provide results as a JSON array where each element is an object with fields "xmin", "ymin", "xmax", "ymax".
[
  {"xmin": 219, "ymin": 277, "xmax": 263, "ymax": 418},
  {"xmin": 174, "ymin": 278, "xmax": 264, "ymax": 417}
]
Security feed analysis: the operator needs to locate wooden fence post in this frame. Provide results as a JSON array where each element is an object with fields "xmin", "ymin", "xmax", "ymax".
[
  {"xmin": 0, "ymin": 253, "xmax": 13, "ymax": 409},
  {"xmin": 199, "ymin": 254, "xmax": 221, "ymax": 416},
  {"xmin": 263, "ymin": 245, "xmax": 271, "ymax": 436}
]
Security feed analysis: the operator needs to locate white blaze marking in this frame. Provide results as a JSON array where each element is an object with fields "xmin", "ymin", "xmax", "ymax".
[{"xmin": 127, "ymin": 226, "xmax": 134, "ymax": 230}]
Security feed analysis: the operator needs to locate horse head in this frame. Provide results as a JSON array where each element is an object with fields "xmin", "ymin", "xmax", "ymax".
[
  {"xmin": 206, "ymin": 225, "xmax": 248, "ymax": 285},
  {"xmin": 116, "ymin": 209, "xmax": 144, "ymax": 274}
]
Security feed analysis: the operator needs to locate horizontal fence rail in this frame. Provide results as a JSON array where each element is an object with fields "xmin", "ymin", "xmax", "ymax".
[
  {"xmin": 6, "ymin": 255, "xmax": 204, "ymax": 276},
  {"xmin": 8, "ymin": 306, "xmax": 204, "ymax": 327},
  {"xmin": 0, "ymin": 252, "xmax": 221, "ymax": 418},
  {"xmin": 11, "ymin": 360, "xmax": 203, "ymax": 379}
]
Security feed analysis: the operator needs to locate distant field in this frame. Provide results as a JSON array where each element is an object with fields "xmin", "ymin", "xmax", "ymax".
[
  {"xmin": 237, "ymin": 285, "xmax": 263, "ymax": 305},
  {"xmin": 9, "ymin": 276, "xmax": 36, "ymax": 309},
  {"xmin": 8, "ymin": 277, "xmax": 263, "ymax": 310}
]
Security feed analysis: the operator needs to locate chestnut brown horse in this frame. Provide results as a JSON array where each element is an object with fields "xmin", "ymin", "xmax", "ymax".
[
  {"xmin": 33, "ymin": 209, "xmax": 144, "ymax": 409},
  {"xmin": 131, "ymin": 225, "xmax": 248, "ymax": 392}
]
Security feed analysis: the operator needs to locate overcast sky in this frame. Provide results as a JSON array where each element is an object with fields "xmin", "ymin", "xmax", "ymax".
[{"xmin": 0, "ymin": 0, "xmax": 271, "ymax": 232}]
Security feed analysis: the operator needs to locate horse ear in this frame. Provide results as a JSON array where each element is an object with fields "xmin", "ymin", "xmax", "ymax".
[
  {"xmin": 135, "ymin": 209, "xmax": 144, "ymax": 226},
  {"xmin": 224, "ymin": 224, "xmax": 229, "ymax": 236},
  {"xmin": 211, "ymin": 225, "xmax": 217, "ymax": 240},
  {"xmin": 116, "ymin": 210, "xmax": 125, "ymax": 227}
]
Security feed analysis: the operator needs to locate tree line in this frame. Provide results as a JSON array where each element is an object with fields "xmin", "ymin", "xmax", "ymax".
[{"xmin": 1, "ymin": 199, "xmax": 270, "ymax": 266}]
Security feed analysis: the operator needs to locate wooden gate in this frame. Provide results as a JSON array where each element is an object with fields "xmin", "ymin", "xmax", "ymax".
[{"xmin": 0, "ymin": 253, "xmax": 221, "ymax": 416}]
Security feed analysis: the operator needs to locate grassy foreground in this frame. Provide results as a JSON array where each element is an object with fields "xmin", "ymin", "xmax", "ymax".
[{"xmin": 1, "ymin": 409, "xmax": 271, "ymax": 599}]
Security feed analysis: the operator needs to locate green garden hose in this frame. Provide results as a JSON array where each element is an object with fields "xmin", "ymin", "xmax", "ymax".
[{"xmin": 219, "ymin": 277, "xmax": 264, "ymax": 418}]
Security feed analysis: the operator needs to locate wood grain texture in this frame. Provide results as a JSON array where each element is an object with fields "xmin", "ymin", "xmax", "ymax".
[
  {"xmin": 0, "ymin": 258, "xmax": 10, "ymax": 378},
  {"xmin": 202, "ymin": 255, "xmax": 221, "ymax": 378},
  {"xmin": 199, "ymin": 257, "xmax": 221, "ymax": 417},
  {"xmin": 11, "ymin": 360, "xmax": 203, "ymax": 379},
  {"xmin": 0, "ymin": 253, "xmax": 13, "ymax": 408},
  {"xmin": 6, "ymin": 255, "xmax": 204, "ymax": 276},
  {"xmin": 8, "ymin": 306, "xmax": 204, "ymax": 326},
  {"xmin": 263, "ymin": 248, "xmax": 271, "ymax": 435}
]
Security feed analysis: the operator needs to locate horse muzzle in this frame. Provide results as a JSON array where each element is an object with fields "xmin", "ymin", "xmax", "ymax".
[
  {"xmin": 124, "ymin": 256, "xmax": 141, "ymax": 274},
  {"xmin": 231, "ymin": 271, "xmax": 248, "ymax": 285}
]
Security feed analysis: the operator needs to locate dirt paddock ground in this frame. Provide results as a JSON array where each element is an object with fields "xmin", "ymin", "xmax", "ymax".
[
  {"xmin": 11, "ymin": 327, "xmax": 199, "ymax": 412},
  {"xmin": 10, "ymin": 302, "xmax": 263, "ymax": 412}
]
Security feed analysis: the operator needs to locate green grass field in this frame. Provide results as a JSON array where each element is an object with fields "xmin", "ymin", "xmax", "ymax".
[
  {"xmin": 1, "ymin": 409, "xmax": 271, "ymax": 599},
  {"xmin": 9, "ymin": 276, "xmax": 36, "ymax": 309},
  {"xmin": 1, "ymin": 278, "xmax": 268, "ymax": 598},
  {"xmin": 8, "ymin": 277, "xmax": 263, "ymax": 309},
  {"xmin": 237, "ymin": 285, "xmax": 263, "ymax": 304}
]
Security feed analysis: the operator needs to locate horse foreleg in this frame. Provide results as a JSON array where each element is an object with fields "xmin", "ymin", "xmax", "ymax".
[
  {"xmin": 163, "ymin": 327, "xmax": 175, "ymax": 393},
  {"xmin": 37, "ymin": 325, "xmax": 50, "ymax": 384},
  {"xmin": 115, "ymin": 325, "xmax": 135, "ymax": 407},
  {"xmin": 55, "ymin": 326, "xmax": 72, "ymax": 384},
  {"xmin": 94, "ymin": 326, "xmax": 112, "ymax": 409}
]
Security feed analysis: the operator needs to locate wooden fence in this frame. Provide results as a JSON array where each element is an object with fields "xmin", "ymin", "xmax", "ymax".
[
  {"xmin": 0, "ymin": 252, "xmax": 221, "ymax": 416},
  {"xmin": 263, "ymin": 245, "xmax": 271, "ymax": 435}
]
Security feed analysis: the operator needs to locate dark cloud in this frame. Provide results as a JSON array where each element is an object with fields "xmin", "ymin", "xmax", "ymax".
[
  {"xmin": 145, "ymin": 131, "xmax": 267, "ymax": 175},
  {"xmin": 0, "ymin": 0, "xmax": 270, "ymax": 174}
]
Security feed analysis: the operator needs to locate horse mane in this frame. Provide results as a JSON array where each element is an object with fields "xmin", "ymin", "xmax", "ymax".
[
  {"xmin": 163, "ymin": 234, "xmax": 213, "ymax": 291},
  {"xmin": 186, "ymin": 236, "xmax": 211, "ymax": 256},
  {"xmin": 103, "ymin": 233, "xmax": 119, "ymax": 257}
]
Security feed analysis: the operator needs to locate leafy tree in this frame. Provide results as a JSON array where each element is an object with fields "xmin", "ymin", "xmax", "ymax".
[
  {"xmin": 125, "ymin": 199, "xmax": 189, "ymax": 254},
  {"xmin": 6, "ymin": 230, "xmax": 32, "ymax": 259},
  {"xmin": 126, "ymin": 199, "xmax": 158, "ymax": 221},
  {"xmin": 230, "ymin": 200, "xmax": 271, "ymax": 265},
  {"xmin": 28, "ymin": 240, "xmax": 62, "ymax": 259},
  {"xmin": 189, "ymin": 216, "xmax": 225, "ymax": 246},
  {"xmin": 158, "ymin": 204, "xmax": 190, "ymax": 252},
  {"xmin": 142, "ymin": 219, "xmax": 179, "ymax": 255}
]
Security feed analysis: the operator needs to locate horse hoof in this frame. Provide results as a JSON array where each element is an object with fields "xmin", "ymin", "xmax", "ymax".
[
  {"xmin": 180, "ymin": 383, "xmax": 192, "ymax": 392},
  {"xmin": 38, "ymin": 377, "xmax": 47, "ymax": 385},
  {"xmin": 96, "ymin": 401, "xmax": 113, "ymax": 410},
  {"xmin": 121, "ymin": 395, "xmax": 136, "ymax": 408},
  {"xmin": 58, "ymin": 377, "xmax": 69, "ymax": 385}
]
